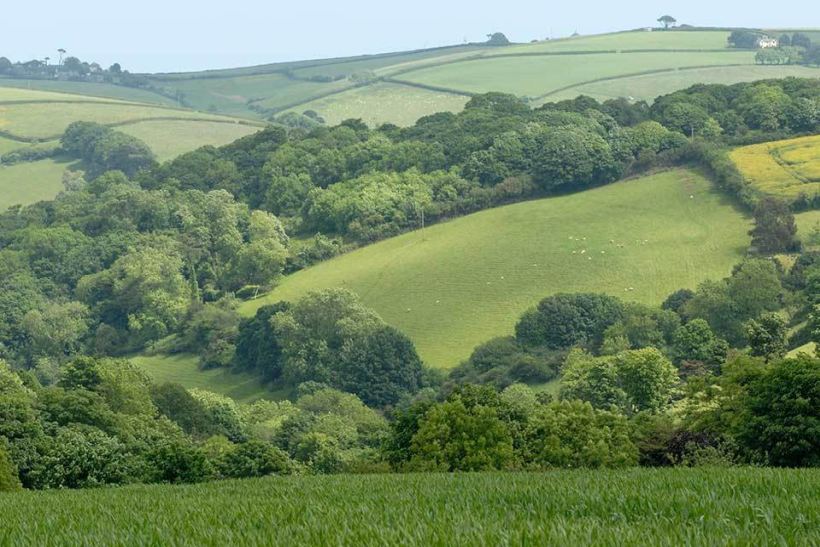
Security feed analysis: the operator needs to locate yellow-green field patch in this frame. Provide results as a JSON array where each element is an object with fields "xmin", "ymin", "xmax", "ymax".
[
  {"xmin": 731, "ymin": 135, "xmax": 820, "ymax": 201},
  {"xmin": 240, "ymin": 170, "xmax": 749, "ymax": 367}
]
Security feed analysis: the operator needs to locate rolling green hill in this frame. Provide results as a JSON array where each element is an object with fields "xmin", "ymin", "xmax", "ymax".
[
  {"xmin": 133, "ymin": 169, "xmax": 749, "ymax": 396},
  {"xmin": 149, "ymin": 29, "xmax": 819, "ymax": 126},
  {"xmin": 238, "ymin": 169, "xmax": 749, "ymax": 368}
]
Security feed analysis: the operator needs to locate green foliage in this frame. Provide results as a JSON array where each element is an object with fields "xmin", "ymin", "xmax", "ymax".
[
  {"xmin": 684, "ymin": 259, "xmax": 784, "ymax": 345},
  {"xmin": 189, "ymin": 389, "xmax": 245, "ymax": 442},
  {"xmin": 732, "ymin": 355, "xmax": 819, "ymax": 466},
  {"xmin": 62, "ymin": 121, "xmax": 156, "ymax": 178},
  {"xmin": 219, "ymin": 441, "xmax": 293, "ymax": 478},
  {"xmin": 531, "ymin": 127, "xmax": 620, "ymax": 191},
  {"xmin": 522, "ymin": 400, "xmax": 637, "ymax": 468},
  {"xmin": 449, "ymin": 337, "xmax": 561, "ymax": 389},
  {"xmin": 271, "ymin": 290, "xmax": 424, "ymax": 405},
  {"xmin": 409, "ymin": 392, "xmax": 514, "ymax": 471},
  {"xmin": 516, "ymin": 293, "xmax": 624, "ymax": 350},
  {"xmin": 749, "ymin": 197, "xmax": 800, "ymax": 254},
  {"xmin": 671, "ymin": 319, "xmax": 729, "ymax": 369},
  {"xmin": 24, "ymin": 425, "xmax": 136, "ymax": 489},
  {"xmin": 561, "ymin": 348, "xmax": 678, "ymax": 414},
  {"xmin": 0, "ymin": 440, "xmax": 21, "ymax": 492},
  {"xmin": 744, "ymin": 313, "xmax": 787, "ymax": 361}
]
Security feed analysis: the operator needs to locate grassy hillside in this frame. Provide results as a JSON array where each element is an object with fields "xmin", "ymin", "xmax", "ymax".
[
  {"xmin": 239, "ymin": 169, "xmax": 749, "ymax": 367},
  {"xmin": 731, "ymin": 135, "xmax": 820, "ymax": 202},
  {"xmin": 2, "ymin": 469, "xmax": 817, "ymax": 545},
  {"xmin": 129, "ymin": 354, "xmax": 270, "ymax": 403},
  {"xmin": 112, "ymin": 29, "xmax": 817, "ymax": 126}
]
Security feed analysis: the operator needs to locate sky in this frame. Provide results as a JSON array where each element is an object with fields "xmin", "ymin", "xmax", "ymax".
[{"xmin": 2, "ymin": 0, "xmax": 818, "ymax": 73}]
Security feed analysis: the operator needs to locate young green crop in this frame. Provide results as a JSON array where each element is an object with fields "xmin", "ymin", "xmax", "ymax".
[{"xmin": 1, "ymin": 468, "xmax": 817, "ymax": 545}]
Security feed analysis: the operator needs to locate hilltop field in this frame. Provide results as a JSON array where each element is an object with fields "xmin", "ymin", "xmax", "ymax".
[
  {"xmin": 2, "ymin": 469, "xmax": 817, "ymax": 545},
  {"xmin": 4, "ymin": 30, "xmax": 818, "ymax": 128}
]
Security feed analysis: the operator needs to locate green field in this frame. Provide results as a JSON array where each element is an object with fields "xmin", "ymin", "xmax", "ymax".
[
  {"xmin": 129, "ymin": 353, "xmax": 269, "ymax": 403},
  {"xmin": 1, "ymin": 469, "xmax": 817, "ymax": 545},
  {"xmin": 0, "ymin": 78, "xmax": 177, "ymax": 105},
  {"xmin": 0, "ymin": 101, "xmax": 236, "ymax": 140},
  {"xmin": 0, "ymin": 158, "xmax": 69, "ymax": 210},
  {"xmin": 502, "ymin": 30, "xmax": 734, "ymax": 53},
  {"xmin": 397, "ymin": 51, "xmax": 755, "ymax": 99},
  {"xmin": 288, "ymin": 82, "xmax": 470, "ymax": 126},
  {"xmin": 239, "ymin": 170, "xmax": 749, "ymax": 367},
  {"xmin": 118, "ymin": 120, "xmax": 259, "ymax": 162},
  {"xmin": 542, "ymin": 65, "xmax": 820, "ymax": 103}
]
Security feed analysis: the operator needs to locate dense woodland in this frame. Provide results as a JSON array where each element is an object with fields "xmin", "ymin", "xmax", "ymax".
[{"xmin": 1, "ymin": 78, "xmax": 819, "ymax": 490}]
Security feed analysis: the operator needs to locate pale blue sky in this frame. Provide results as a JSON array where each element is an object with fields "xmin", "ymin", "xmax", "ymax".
[{"xmin": 3, "ymin": 0, "xmax": 817, "ymax": 73}]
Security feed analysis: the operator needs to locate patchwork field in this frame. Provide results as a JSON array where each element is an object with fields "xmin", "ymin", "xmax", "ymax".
[
  {"xmin": 730, "ymin": 135, "xmax": 820, "ymax": 201},
  {"xmin": 1, "ymin": 469, "xmax": 817, "ymax": 545},
  {"xmin": 239, "ymin": 170, "xmax": 749, "ymax": 368},
  {"xmin": 395, "ymin": 51, "xmax": 755, "ymax": 99},
  {"xmin": 44, "ymin": 29, "xmax": 807, "ymax": 127},
  {"xmin": 0, "ymin": 100, "xmax": 237, "ymax": 140},
  {"xmin": 0, "ymin": 87, "xmax": 264, "ymax": 209}
]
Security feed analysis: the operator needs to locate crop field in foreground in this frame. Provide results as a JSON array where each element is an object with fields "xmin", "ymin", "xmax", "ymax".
[
  {"xmin": 730, "ymin": 135, "xmax": 820, "ymax": 201},
  {"xmin": 240, "ymin": 170, "xmax": 749, "ymax": 367},
  {"xmin": 1, "ymin": 468, "xmax": 817, "ymax": 545}
]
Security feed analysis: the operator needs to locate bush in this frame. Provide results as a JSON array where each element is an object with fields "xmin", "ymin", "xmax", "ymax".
[
  {"xmin": 220, "ymin": 440, "xmax": 294, "ymax": 478},
  {"xmin": 522, "ymin": 400, "xmax": 637, "ymax": 468},
  {"xmin": 0, "ymin": 441, "xmax": 21, "ymax": 492}
]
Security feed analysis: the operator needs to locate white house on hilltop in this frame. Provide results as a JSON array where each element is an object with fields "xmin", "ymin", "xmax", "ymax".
[{"xmin": 757, "ymin": 36, "xmax": 779, "ymax": 48}]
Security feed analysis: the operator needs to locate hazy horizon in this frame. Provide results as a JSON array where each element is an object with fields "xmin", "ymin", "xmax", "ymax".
[{"xmin": 3, "ymin": 0, "xmax": 818, "ymax": 73}]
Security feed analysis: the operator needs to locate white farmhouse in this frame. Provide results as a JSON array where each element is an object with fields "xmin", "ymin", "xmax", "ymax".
[{"xmin": 756, "ymin": 36, "xmax": 779, "ymax": 48}]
